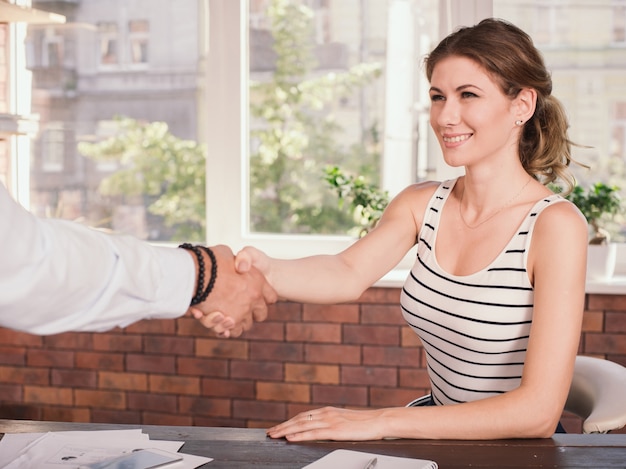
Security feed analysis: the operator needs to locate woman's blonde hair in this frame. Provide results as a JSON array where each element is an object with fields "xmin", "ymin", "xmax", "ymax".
[{"xmin": 424, "ymin": 18, "xmax": 583, "ymax": 193}]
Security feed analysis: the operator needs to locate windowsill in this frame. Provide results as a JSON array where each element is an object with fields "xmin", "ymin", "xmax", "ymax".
[
  {"xmin": 375, "ymin": 269, "xmax": 626, "ymax": 295},
  {"xmin": 585, "ymin": 276, "xmax": 626, "ymax": 294}
]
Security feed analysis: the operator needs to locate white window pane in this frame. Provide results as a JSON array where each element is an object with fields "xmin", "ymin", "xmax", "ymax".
[{"xmin": 25, "ymin": 0, "xmax": 204, "ymax": 242}]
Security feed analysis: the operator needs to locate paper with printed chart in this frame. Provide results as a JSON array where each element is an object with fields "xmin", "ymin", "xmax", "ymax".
[{"xmin": 0, "ymin": 429, "xmax": 211, "ymax": 469}]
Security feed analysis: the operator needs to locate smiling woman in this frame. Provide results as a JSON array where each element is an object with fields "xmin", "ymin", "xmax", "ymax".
[{"xmin": 228, "ymin": 17, "xmax": 590, "ymax": 442}]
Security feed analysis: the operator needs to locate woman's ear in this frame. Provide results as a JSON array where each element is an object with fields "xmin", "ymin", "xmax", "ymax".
[{"xmin": 514, "ymin": 88, "xmax": 537, "ymax": 123}]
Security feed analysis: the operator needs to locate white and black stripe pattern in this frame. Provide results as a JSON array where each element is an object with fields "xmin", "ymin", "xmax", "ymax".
[{"xmin": 400, "ymin": 179, "xmax": 566, "ymax": 405}]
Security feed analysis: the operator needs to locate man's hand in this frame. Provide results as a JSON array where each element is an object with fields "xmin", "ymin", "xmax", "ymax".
[{"xmin": 187, "ymin": 245, "xmax": 276, "ymax": 337}]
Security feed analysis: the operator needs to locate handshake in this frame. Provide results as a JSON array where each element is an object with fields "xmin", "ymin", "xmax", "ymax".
[{"xmin": 185, "ymin": 245, "xmax": 275, "ymax": 338}]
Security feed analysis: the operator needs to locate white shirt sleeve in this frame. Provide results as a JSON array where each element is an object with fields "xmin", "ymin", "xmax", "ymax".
[{"xmin": 0, "ymin": 183, "xmax": 194, "ymax": 335}]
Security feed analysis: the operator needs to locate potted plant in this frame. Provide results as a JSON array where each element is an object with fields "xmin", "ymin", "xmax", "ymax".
[
  {"xmin": 564, "ymin": 182, "xmax": 623, "ymax": 280},
  {"xmin": 324, "ymin": 165, "xmax": 389, "ymax": 237}
]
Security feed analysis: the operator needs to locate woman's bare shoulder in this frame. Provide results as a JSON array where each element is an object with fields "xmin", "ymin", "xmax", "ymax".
[
  {"xmin": 395, "ymin": 180, "xmax": 445, "ymax": 202},
  {"xmin": 532, "ymin": 195, "xmax": 588, "ymax": 245}
]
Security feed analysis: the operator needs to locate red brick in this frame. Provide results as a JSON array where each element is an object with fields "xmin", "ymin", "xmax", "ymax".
[
  {"xmin": 75, "ymin": 389, "xmax": 127, "ymax": 409},
  {"xmin": 26, "ymin": 349, "xmax": 74, "ymax": 368},
  {"xmin": 99, "ymin": 371, "xmax": 148, "ymax": 391},
  {"xmin": 176, "ymin": 317, "xmax": 214, "ymax": 336},
  {"xmin": 303, "ymin": 304, "xmax": 359, "ymax": 323},
  {"xmin": 92, "ymin": 409, "xmax": 141, "ymax": 424},
  {"xmin": 195, "ymin": 416, "xmax": 247, "ymax": 427},
  {"xmin": 581, "ymin": 311, "xmax": 604, "ymax": 332},
  {"xmin": 269, "ymin": 301, "xmax": 302, "ymax": 322},
  {"xmin": 43, "ymin": 407, "xmax": 91, "ymax": 423},
  {"xmin": 93, "ymin": 333, "xmax": 143, "ymax": 352},
  {"xmin": 0, "ymin": 328, "xmax": 42, "ymax": 347},
  {"xmin": 43, "ymin": 332, "xmax": 93, "ymax": 350},
  {"xmin": 179, "ymin": 396, "xmax": 231, "ymax": 417},
  {"xmin": 369, "ymin": 386, "xmax": 422, "ymax": 407},
  {"xmin": 256, "ymin": 382, "xmax": 310, "ymax": 403},
  {"xmin": 341, "ymin": 365, "xmax": 397, "ymax": 386},
  {"xmin": 128, "ymin": 392, "xmax": 177, "ymax": 412},
  {"xmin": 150, "ymin": 375, "xmax": 200, "ymax": 395},
  {"xmin": 398, "ymin": 368, "xmax": 431, "ymax": 389},
  {"xmin": 0, "ymin": 404, "xmax": 43, "ymax": 420},
  {"xmin": 75, "ymin": 351, "xmax": 124, "ymax": 371},
  {"xmin": 247, "ymin": 419, "xmax": 278, "ymax": 429},
  {"xmin": 0, "ymin": 365, "xmax": 49, "ymax": 385},
  {"xmin": 606, "ymin": 312, "xmax": 626, "ymax": 333},
  {"xmin": 250, "ymin": 341, "xmax": 304, "ymax": 362},
  {"xmin": 233, "ymin": 399, "xmax": 286, "ymax": 420},
  {"xmin": 24, "ymin": 385, "xmax": 73, "ymax": 405},
  {"xmin": 358, "ymin": 287, "xmax": 401, "ymax": 304},
  {"xmin": 201, "ymin": 378, "xmax": 255, "ymax": 399},
  {"xmin": 560, "ymin": 412, "xmax": 583, "ymax": 434},
  {"xmin": 144, "ymin": 336, "xmax": 194, "ymax": 355},
  {"xmin": 125, "ymin": 319, "xmax": 176, "ymax": 335},
  {"xmin": 343, "ymin": 324, "xmax": 399, "ymax": 346},
  {"xmin": 285, "ymin": 364, "xmax": 339, "ymax": 384},
  {"xmin": 230, "ymin": 360, "xmax": 283, "ymax": 381},
  {"xmin": 585, "ymin": 333, "xmax": 626, "ymax": 354},
  {"xmin": 177, "ymin": 357, "xmax": 229, "ymax": 377},
  {"xmin": 363, "ymin": 345, "xmax": 420, "ymax": 367},
  {"xmin": 312, "ymin": 384, "xmax": 368, "ymax": 406},
  {"xmin": 0, "ymin": 346, "xmax": 25, "ymax": 365},
  {"xmin": 0, "ymin": 383, "xmax": 21, "ymax": 401},
  {"xmin": 127, "ymin": 354, "xmax": 176, "ymax": 374},
  {"xmin": 141, "ymin": 412, "xmax": 193, "ymax": 427},
  {"xmin": 286, "ymin": 323, "xmax": 341, "ymax": 343},
  {"xmin": 361, "ymin": 304, "xmax": 405, "ymax": 325},
  {"xmin": 587, "ymin": 294, "xmax": 626, "ymax": 311},
  {"xmin": 401, "ymin": 327, "xmax": 423, "ymax": 347},
  {"xmin": 304, "ymin": 343, "xmax": 361, "ymax": 365},
  {"xmin": 196, "ymin": 338, "xmax": 249, "ymax": 359},
  {"xmin": 282, "ymin": 404, "xmax": 318, "ymax": 421},
  {"xmin": 242, "ymin": 322, "xmax": 284, "ymax": 341},
  {"xmin": 52, "ymin": 369, "xmax": 97, "ymax": 388}
]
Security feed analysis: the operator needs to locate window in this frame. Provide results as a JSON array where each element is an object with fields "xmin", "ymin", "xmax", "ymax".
[
  {"xmin": 43, "ymin": 28, "xmax": 63, "ymax": 68},
  {"xmin": 129, "ymin": 20, "xmax": 149, "ymax": 65},
  {"xmin": 98, "ymin": 22, "xmax": 118, "ymax": 66},
  {"xmin": 41, "ymin": 125, "xmax": 65, "ymax": 172}
]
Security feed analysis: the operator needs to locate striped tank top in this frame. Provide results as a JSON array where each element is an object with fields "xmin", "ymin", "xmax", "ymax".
[{"xmin": 400, "ymin": 178, "xmax": 566, "ymax": 405}]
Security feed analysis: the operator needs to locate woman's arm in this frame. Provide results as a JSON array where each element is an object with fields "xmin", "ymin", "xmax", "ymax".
[
  {"xmin": 238, "ymin": 182, "xmax": 438, "ymax": 304},
  {"xmin": 266, "ymin": 200, "xmax": 588, "ymax": 441}
]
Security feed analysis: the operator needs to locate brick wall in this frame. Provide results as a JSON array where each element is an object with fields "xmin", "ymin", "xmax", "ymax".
[{"xmin": 1, "ymin": 288, "xmax": 625, "ymax": 434}]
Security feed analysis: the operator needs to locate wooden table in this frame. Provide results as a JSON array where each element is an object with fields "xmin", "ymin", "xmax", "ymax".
[{"xmin": 1, "ymin": 419, "xmax": 625, "ymax": 468}]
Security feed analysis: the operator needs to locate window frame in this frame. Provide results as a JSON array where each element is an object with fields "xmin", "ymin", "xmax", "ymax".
[{"xmin": 204, "ymin": 0, "xmax": 489, "ymax": 271}]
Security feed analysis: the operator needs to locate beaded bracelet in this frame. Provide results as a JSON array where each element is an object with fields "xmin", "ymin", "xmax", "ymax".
[{"xmin": 179, "ymin": 243, "xmax": 218, "ymax": 305}]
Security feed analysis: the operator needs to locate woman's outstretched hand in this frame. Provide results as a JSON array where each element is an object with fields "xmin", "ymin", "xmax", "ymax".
[{"xmin": 266, "ymin": 406, "xmax": 387, "ymax": 442}]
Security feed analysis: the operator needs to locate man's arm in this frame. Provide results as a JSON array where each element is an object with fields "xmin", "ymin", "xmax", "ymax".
[{"xmin": 0, "ymin": 182, "xmax": 275, "ymax": 335}]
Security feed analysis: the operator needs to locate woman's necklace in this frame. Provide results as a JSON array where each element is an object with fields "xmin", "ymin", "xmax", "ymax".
[{"xmin": 458, "ymin": 177, "xmax": 533, "ymax": 229}]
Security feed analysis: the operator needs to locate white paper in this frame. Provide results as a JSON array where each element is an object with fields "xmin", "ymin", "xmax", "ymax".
[
  {"xmin": 302, "ymin": 449, "xmax": 438, "ymax": 469},
  {"xmin": 0, "ymin": 430, "xmax": 211, "ymax": 469}
]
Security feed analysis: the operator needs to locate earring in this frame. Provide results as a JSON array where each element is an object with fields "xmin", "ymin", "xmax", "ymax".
[{"xmin": 515, "ymin": 120, "xmax": 523, "ymax": 126}]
